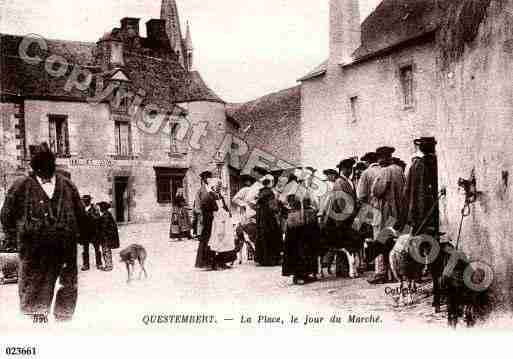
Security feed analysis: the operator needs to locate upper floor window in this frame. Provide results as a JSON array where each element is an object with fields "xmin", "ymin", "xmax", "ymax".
[
  {"xmin": 349, "ymin": 96, "xmax": 360, "ymax": 123},
  {"xmin": 400, "ymin": 64, "xmax": 414, "ymax": 108},
  {"xmin": 115, "ymin": 120, "xmax": 132, "ymax": 156},
  {"xmin": 48, "ymin": 115, "xmax": 69, "ymax": 157}
]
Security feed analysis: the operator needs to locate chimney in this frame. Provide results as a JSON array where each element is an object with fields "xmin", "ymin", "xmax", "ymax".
[
  {"xmin": 146, "ymin": 19, "xmax": 167, "ymax": 42},
  {"xmin": 121, "ymin": 17, "xmax": 140, "ymax": 38},
  {"xmin": 329, "ymin": 0, "xmax": 361, "ymax": 69}
]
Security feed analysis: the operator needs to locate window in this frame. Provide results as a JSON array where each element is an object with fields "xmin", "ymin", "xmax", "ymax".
[
  {"xmin": 350, "ymin": 96, "xmax": 359, "ymax": 123},
  {"xmin": 155, "ymin": 168, "xmax": 186, "ymax": 204},
  {"xmin": 48, "ymin": 115, "xmax": 69, "ymax": 156},
  {"xmin": 115, "ymin": 121, "xmax": 131, "ymax": 156},
  {"xmin": 400, "ymin": 65, "xmax": 414, "ymax": 108}
]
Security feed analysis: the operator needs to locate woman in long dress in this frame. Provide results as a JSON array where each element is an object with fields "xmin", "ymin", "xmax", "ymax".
[
  {"xmin": 208, "ymin": 179, "xmax": 237, "ymax": 270},
  {"xmin": 282, "ymin": 195, "xmax": 320, "ymax": 284},
  {"xmin": 255, "ymin": 176, "xmax": 282, "ymax": 266},
  {"xmin": 169, "ymin": 189, "xmax": 192, "ymax": 241}
]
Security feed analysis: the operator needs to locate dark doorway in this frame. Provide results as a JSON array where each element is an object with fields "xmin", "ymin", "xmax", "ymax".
[{"xmin": 114, "ymin": 176, "xmax": 129, "ymax": 223}]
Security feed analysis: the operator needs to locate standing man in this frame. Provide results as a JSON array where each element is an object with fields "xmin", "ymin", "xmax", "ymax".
[
  {"xmin": 80, "ymin": 195, "xmax": 101, "ymax": 271},
  {"xmin": 368, "ymin": 146, "xmax": 406, "ymax": 284},
  {"xmin": 356, "ymin": 152, "xmax": 381, "ymax": 271},
  {"xmin": 192, "ymin": 171, "xmax": 211, "ymax": 240},
  {"xmin": 1, "ymin": 142, "xmax": 86, "ymax": 321},
  {"xmin": 404, "ymin": 137, "xmax": 439, "ymax": 235},
  {"xmin": 356, "ymin": 152, "xmax": 381, "ymax": 206},
  {"xmin": 194, "ymin": 170, "xmax": 215, "ymax": 268},
  {"xmin": 318, "ymin": 168, "xmax": 339, "ymax": 272},
  {"xmin": 333, "ymin": 158, "xmax": 361, "ymax": 277}
]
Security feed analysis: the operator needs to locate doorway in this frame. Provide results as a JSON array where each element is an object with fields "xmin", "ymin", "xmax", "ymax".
[{"xmin": 114, "ymin": 176, "xmax": 130, "ymax": 223}]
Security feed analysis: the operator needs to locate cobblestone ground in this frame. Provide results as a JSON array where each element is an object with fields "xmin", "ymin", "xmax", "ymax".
[{"xmin": 1, "ymin": 222, "xmax": 449, "ymax": 333}]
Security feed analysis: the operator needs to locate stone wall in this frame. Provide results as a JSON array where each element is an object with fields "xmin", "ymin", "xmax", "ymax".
[
  {"xmin": 301, "ymin": 40, "xmax": 438, "ymax": 170},
  {"xmin": 434, "ymin": 0, "xmax": 513, "ymax": 311}
]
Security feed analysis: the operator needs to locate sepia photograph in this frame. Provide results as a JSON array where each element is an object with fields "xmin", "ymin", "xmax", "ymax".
[{"xmin": 1, "ymin": 0, "xmax": 513, "ymax": 354}]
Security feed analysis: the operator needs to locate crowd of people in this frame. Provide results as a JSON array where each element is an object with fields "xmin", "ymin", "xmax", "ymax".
[
  {"xmin": 190, "ymin": 136, "xmax": 439, "ymax": 286},
  {"xmin": 0, "ymin": 135, "xmax": 438, "ymax": 321}
]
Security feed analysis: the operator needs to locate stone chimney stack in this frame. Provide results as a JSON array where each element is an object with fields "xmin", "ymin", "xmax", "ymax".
[
  {"xmin": 121, "ymin": 17, "xmax": 140, "ymax": 38},
  {"xmin": 328, "ymin": 0, "xmax": 361, "ymax": 69},
  {"xmin": 146, "ymin": 19, "xmax": 168, "ymax": 43}
]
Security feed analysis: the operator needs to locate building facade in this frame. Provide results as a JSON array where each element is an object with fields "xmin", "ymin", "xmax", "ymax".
[
  {"xmin": 0, "ymin": 0, "xmax": 227, "ymax": 224},
  {"xmin": 300, "ymin": 0, "xmax": 513, "ymax": 311}
]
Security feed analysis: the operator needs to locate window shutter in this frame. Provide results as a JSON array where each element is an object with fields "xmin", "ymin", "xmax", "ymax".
[
  {"xmin": 48, "ymin": 118, "xmax": 56, "ymax": 153},
  {"xmin": 119, "ymin": 123, "xmax": 127, "ymax": 155},
  {"xmin": 107, "ymin": 119, "xmax": 117, "ymax": 156},
  {"xmin": 67, "ymin": 117, "xmax": 79, "ymax": 156},
  {"xmin": 63, "ymin": 119, "xmax": 70, "ymax": 156},
  {"xmin": 40, "ymin": 115, "xmax": 50, "ymax": 147}
]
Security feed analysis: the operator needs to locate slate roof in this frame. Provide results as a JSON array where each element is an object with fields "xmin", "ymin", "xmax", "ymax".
[
  {"xmin": 226, "ymin": 86, "xmax": 301, "ymax": 165},
  {"xmin": 0, "ymin": 33, "xmax": 223, "ymax": 105},
  {"xmin": 299, "ymin": 0, "xmax": 451, "ymax": 81},
  {"xmin": 226, "ymin": 86, "xmax": 300, "ymax": 126}
]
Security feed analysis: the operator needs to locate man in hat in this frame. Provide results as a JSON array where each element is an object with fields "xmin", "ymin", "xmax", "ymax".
[
  {"xmin": 96, "ymin": 201, "xmax": 119, "ymax": 272},
  {"xmin": 355, "ymin": 152, "xmax": 381, "ymax": 271},
  {"xmin": 392, "ymin": 157, "xmax": 407, "ymax": 173},
  {"xmin": 357, "ymin": 152, "xmax": 381, "ymax": 205},
  {"xmin": 404, "ymin": 137, "xmax": 439, "ymax": 235},
  {"xmin": 368, "ymin": 146, "xmax": 406, "ymax": 284},
  {"xmin": 192, "ymin": 170, "xmax": 213, "ymax": 239},
  {"xmin": 352, "ymin": 161, "xmax": 368, "ymax": 189},
  {"xmin": 335, "ymin": 158, "xmax": 357, "ymax": 199},
  {"xmin": 0, "ymin": 142, "xmax": 87, "ymax": 321},
  {"xmin": 194, "ymin": 170, "xmax": 215, "ymax": 268},
  {"xmin": 80, "ymin": 194, "xmax": 101, "ymax": 271},
  {"xmin": 233, "ymin": 174, "xmax": 258, "ymax": 259}
]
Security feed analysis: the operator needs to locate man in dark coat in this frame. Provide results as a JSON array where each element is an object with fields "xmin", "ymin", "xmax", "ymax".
[
  {"xmin": 80, "ymin": 194, "xmax": 101, "ymax": 271},
  {"xmin": 0, "ymin": 142, "xmax": 86, "ymax": 321},
  {"xmin": 194, "ymin": 171, "xmax": 217, "ymax": 269},
  {"xmin": 97, "ymin": 201, "xmax": 119, "ymax": 271},
  {"xmin": 192, "ymin": 171, "xmax": 212, "ymax": 239},
  {"xmin": 404, "ymin": 137, "xmax": 439, "ymax": 235}
]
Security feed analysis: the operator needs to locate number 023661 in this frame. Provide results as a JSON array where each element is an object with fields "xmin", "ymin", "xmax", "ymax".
[{"xmin": 4, "ymin": 347, "xmax": 37, "ymax": 356}]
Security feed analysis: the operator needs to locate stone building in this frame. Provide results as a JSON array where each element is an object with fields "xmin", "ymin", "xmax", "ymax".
[
  {"xmin": 226, "ymin": 86, "xmax": 301, "ymax": 197},
  {"xmin": 0, "ymin": 0, "xmax": 227, "ymax": 223},
  {"xmin": 300, "ymin": 0, "xmax": 513, "ymax": 311}
]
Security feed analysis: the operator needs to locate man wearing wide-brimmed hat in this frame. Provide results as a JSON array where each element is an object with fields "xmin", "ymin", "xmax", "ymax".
[
  {"xmin": 0, "ymin": 142, "xmax": 87, "ymax": 321},
  {"xmin": 194, "ymin": 170, "xmax": 215, "ymax": 268},
  {"xmin": 192, "ymin": 170, "xmax": 213, "ymax": 240},
  {"xmin": 368, "ymin": 146, "xmax": 406, "ymax": 284},
  {"xmin": 357, "ymin": 152, "xmax": 381, "ymax": 205},
  {"xmin": 80, "ymin": 194, "xmax": 101, "ymax": 271},
  {"xmin": 404, "ymin": 137, "xmax": 439, "ymax": 235}
]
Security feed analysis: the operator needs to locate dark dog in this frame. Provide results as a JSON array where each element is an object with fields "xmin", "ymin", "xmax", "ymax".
[{"xmin": 119, "ymin": 244, "xmax": 148, "ymax": 283}]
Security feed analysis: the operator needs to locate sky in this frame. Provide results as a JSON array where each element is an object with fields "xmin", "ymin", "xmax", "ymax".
[{"xmin": 0, "ymin": 0, "xmax": 381, "ymax": 103}]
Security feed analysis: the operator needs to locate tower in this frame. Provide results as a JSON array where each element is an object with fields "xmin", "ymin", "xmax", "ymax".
[
  {"xmin": 160, "ymin": 0, "xmax": 193, "ymax": 70},
  {"xmin": 328, "ymin": 0, "xmax": 361, "ymax": 70},
  {"xmin": 185, "ymin": 21, "xmax": 193, "ymax": 71}
]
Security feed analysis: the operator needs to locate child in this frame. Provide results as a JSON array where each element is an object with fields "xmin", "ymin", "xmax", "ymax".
[{"xmin": 97, "ymin": 202, "xmax": 120, "ymax": 271}]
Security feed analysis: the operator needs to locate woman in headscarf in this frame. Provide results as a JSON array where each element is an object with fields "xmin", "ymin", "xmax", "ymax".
[
  {"xmin": 207, "ymin": 178, "xmax": 237, "ymax": 270},
  {"xmin": 255, "ymin": 175, "xmax": 282, "ymax": 266},
  {"xmin": 169, "ymin": 188, "xmax": 192, "ymax": 241}
]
